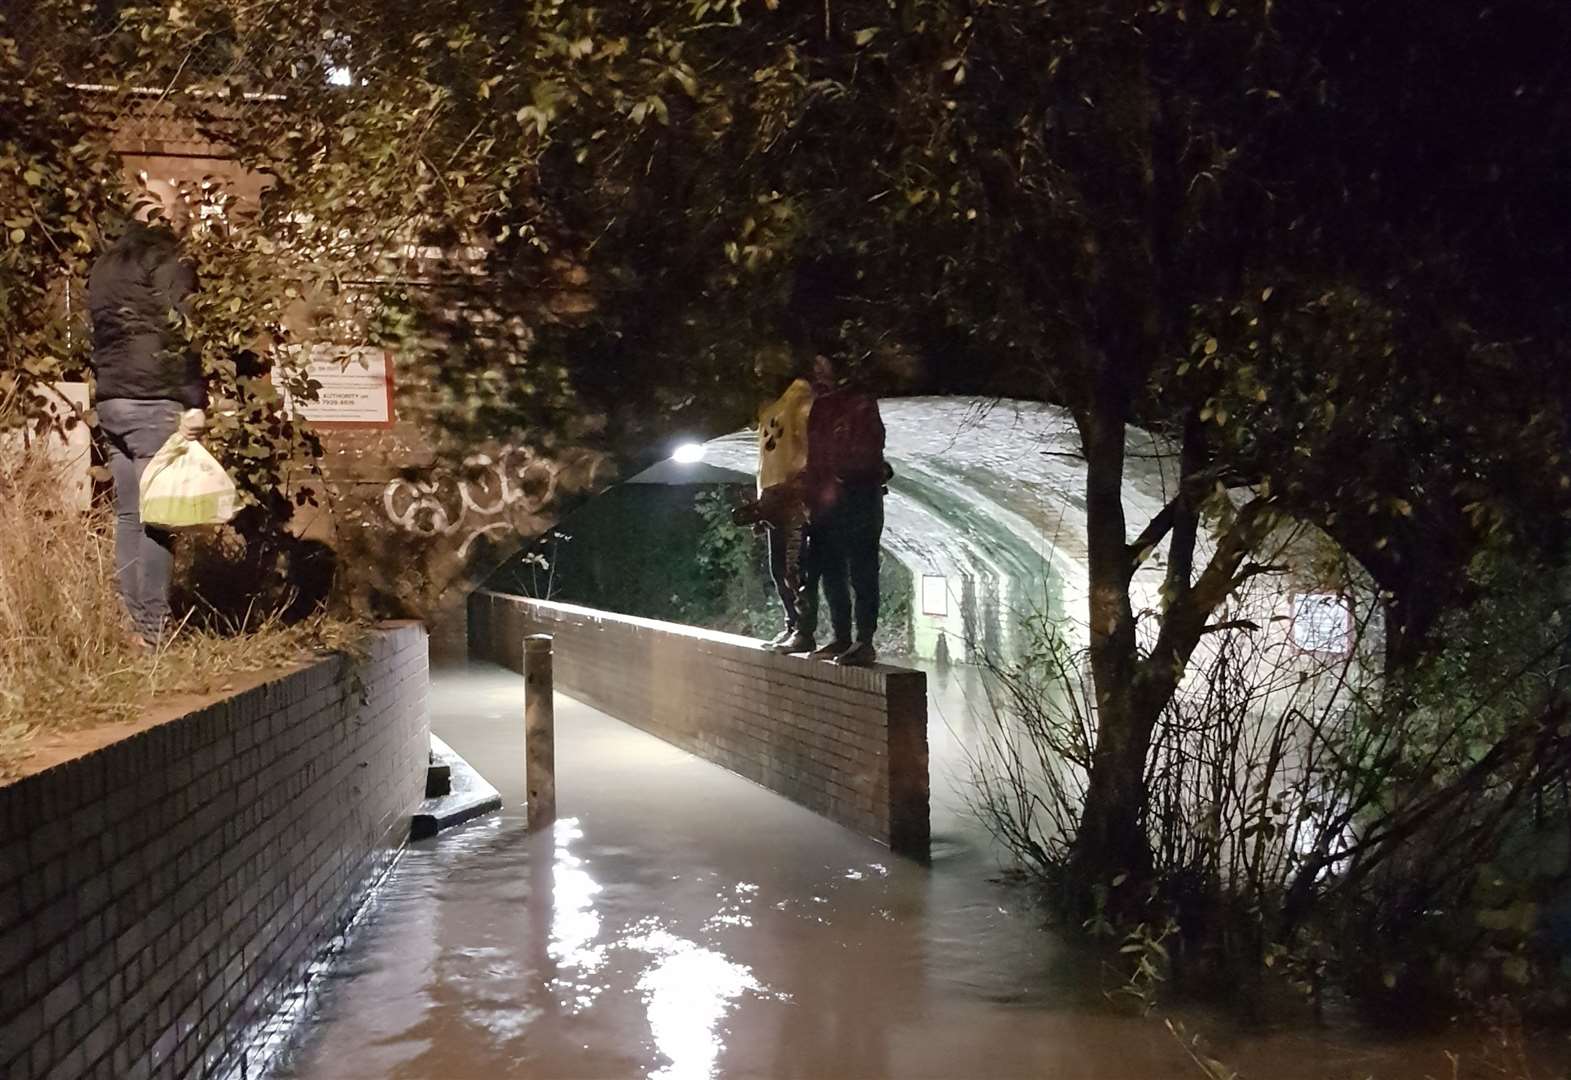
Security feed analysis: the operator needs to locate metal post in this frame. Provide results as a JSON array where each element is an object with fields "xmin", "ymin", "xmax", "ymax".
[{"xmin": 524, "ymin": 634, "xmax": 556, "ymax": 829}]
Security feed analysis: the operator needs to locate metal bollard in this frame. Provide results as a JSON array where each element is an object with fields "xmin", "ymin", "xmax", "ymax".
[{"xmin": 524, "ymin": 634, "xmax": 557, "ymax": 829}]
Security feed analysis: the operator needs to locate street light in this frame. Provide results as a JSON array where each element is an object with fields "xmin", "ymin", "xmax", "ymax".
[{"xmin": 671, "ymin": 442, "xmax": 706, "ymax": 464}]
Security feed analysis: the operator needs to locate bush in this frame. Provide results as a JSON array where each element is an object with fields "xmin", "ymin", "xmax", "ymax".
[{"xmin": 968, "ymin": 575, "xmax": 1571, "ymax": 1018}]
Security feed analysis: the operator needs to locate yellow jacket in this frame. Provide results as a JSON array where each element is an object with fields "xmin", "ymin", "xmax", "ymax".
[{"xmin": 756, "ymin": 378, "xmax": 814, "ymax": 494}]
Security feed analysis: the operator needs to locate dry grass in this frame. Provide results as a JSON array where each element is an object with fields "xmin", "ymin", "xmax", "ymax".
[{"xmin": 0, "ymin": 442, "xmax": 362, "ymax": 781}]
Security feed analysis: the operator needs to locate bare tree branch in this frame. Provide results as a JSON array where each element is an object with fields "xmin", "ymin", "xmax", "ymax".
[
  {"xmin": 1201, "ymin": 619, "xmax": 1260, "ymax": 635},
  {"xmin": 1127, "ymin": 498, "xmax": 1180, "ymax": 570}
]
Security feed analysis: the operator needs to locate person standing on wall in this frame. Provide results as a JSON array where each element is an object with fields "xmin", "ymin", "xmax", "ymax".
[
  {"xmin": 801, "ymin": 353, "xmax": 887, "ymax": 667},
  {"xmin": 747, "ymin": 366, "xmax": 818, "ymax": 653},
  {"xmin": 89, "ymin": 195, "xmax": 208, "ymax": 650}
]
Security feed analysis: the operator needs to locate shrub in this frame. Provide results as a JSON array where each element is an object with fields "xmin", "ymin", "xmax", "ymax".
[{"xmin": 968, "ymin": 576, "xmax": 1571, "ymax": 1017}]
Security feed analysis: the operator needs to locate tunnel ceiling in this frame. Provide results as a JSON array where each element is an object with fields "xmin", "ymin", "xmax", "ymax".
[{"xmin": 696, "ymin": 397, "xmax": 1184, "ymax": 596}]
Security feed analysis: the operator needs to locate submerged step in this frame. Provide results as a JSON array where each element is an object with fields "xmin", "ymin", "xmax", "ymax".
[{"xmin": 410, "ymin": 734, "xmax": 502, "ymax": 840}]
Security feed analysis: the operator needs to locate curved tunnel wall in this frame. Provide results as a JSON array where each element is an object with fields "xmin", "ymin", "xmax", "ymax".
[{"xmin": 699, "ymin": 397, "xmax": 1182, "ymax": 664}]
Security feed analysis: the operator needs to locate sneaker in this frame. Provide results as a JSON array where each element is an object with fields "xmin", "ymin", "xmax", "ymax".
[
  {"xmin": 778, "ymin": 631, "xmax": 816, "ymax": 654},
  {"xmin": 808, "ymin": 640, "xmax": 850, "ymax": 661},
  {"xmin": 761, "ymin": 627, "xmax": 796, "ymax": 651},
  {"xmin": 833, "ymin": 642, "xmax": 878, "ymax": 667}
]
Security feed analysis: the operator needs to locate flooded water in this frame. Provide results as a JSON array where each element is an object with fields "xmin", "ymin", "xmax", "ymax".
[{"xmin": 265, "ymin": 664, "xmax": 1538, "ymax": 1080}]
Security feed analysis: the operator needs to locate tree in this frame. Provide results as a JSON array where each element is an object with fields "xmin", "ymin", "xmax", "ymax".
[
  {"xmin": 504, "ymin": 0, "xmax": 1571, "ymax": 888},
  {"xmin": 884, "ymin": 0, "xmax": 1568, "ymax": 888},
  {"xmin": 2, "ymin": 0, "xmax": 781, "ymax": 610},
  {"xmin": 0, "ymin": 9, "xmax": 123, "ymax": 430}
]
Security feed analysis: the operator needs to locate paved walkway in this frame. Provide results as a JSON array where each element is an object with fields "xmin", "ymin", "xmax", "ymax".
[{"xmin": 271, "ymin": 664, "xmax": 1466, "ymax": 1080}]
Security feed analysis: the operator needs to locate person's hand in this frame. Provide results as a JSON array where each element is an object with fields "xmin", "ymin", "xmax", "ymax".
[{"xmin": 180, "ymin": 408, "xmax": 207, "ymax": 438}]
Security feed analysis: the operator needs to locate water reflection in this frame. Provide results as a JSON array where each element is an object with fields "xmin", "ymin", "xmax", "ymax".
[
  {"xmin": 547, "ymin": 817, "xmax": 609, "ymax": 1017},
  {"xmin": 546, "ymin": 816, "xmax": 777, "ymax": 1077},
  {"xmin": 701, "ymin": 883, "xmax": 756, "ymax": 932},
  {"xmin": 624, "ymin": 923, "xmax": 766, "ymax": 1080},
  {"xmin": 549, "ymin": 820, "xmax": 604, "ymax": 969}
]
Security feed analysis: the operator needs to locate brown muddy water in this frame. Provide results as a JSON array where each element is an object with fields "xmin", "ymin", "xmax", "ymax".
[{"xmin": 263, "ymin": 664, "xmax": 1565, "ymax": 1079}]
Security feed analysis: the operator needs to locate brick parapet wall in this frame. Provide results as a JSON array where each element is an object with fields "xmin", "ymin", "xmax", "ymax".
[
  {"xmin": 470, "ymin": 593, "xmax": 929, "ymax": 857},
  {"xmin": 0, "ymin": 624, "xmax": 429, "ymax": 1080}
]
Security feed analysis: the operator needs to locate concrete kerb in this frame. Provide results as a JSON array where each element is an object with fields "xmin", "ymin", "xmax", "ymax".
[{"xmin": 409, "ymin": 735, "xmax": 502, "ymax": 841}]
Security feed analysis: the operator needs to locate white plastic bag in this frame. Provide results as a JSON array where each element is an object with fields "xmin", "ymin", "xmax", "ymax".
[{"xmin": 138, "ymin": 432, "xmax": 239, "ymax": 528}]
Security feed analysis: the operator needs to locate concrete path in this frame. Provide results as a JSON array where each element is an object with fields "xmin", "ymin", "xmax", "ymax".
[{"xmin": 269, "ymin": 664, "xmax": 1468, "ymax": 1080}]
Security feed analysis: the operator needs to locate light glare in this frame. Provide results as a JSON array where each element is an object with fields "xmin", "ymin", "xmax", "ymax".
[{"xmin": 672, "ymin": 443, "xmax": 706, "ymax": 464}]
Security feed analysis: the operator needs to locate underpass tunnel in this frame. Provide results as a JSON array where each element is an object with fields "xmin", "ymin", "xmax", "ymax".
[
  {"xmin": 697, "ymin": 397, "xmax": 1188, "ymax": 664},
  {"xmin": 487, "ymin": 397, "xmax": 1192, "ymax": 668}
]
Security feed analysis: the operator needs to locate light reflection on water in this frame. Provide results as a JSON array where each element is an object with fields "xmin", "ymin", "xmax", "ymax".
[
  {"xmin": 548, "ymin": 817, "xmax": 607, "ymax": 1018},
  {"xmin": 624, "ymin": 924, "xmax": 767, "ymax": 1080},
  {"xmin": 548, "ymin": 819, "xmax": 602, "ymax": 971},
  {"xmin": 548, "ymin": 819, "xmax": 778, "ymax": 1079}
]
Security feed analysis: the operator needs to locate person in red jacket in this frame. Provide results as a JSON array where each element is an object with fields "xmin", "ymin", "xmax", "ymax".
[{"xmin": 800, "ymin": 354, "xmax": 888, "ymax": 666}]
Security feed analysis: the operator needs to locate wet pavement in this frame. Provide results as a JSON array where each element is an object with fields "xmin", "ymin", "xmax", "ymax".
[{"xmin": 269, "ymin": 663, "xmax": 1502, "ymax": 1080}]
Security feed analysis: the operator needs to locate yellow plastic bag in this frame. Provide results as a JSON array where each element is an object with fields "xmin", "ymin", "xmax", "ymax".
[{"xmin": 138, "ymin": 432, "xmax": 239, "ymax": 528}]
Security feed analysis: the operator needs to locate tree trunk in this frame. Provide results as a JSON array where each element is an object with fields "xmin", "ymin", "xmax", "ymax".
[
  {"xmin": 1073, "ymin": 693, "xmax": 1159, "ymax": 888},
  {"xmin": 1068, "ymin": 400, "xmax": 1273, "ymax": 897},
  {"xmin": 1069, "ymin": 396, "xmax": 1155, "ymax": 890}
]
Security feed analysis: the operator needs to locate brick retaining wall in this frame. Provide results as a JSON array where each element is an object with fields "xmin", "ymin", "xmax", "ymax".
[
  {"xmin": 469, "ymin": 593, "xmax": 928, "ymax": 858},
  {"xmin": 0, "ymin": 624, "xmax": 430, "ymax": 1080}
]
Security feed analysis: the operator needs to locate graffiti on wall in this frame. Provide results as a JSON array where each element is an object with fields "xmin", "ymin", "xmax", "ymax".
[{"xmin": 382, "ymin": 445, "xmax": 559, "ymax": 561}]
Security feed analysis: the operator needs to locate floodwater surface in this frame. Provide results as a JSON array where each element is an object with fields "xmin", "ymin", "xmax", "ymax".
[{"xmin": 265, "ymin": 664, "xmax": 1538, "ymax": 1079}]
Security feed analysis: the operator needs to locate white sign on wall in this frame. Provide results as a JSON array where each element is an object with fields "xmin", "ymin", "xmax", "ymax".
[
  {"xmin": 1291, "ymin": 592, "xmax": 1354, "ymax": 655},
  {"xmin": 921, "ymin": 574, "xmax": 950, "ymax": 617},
  {"xmin": 277, "ymin": 346, "xmax": 395, "ymax": 427}
]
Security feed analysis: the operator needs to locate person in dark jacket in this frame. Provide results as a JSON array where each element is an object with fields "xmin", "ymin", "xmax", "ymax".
[
  {"xmin": 800, "ymin": 354, "xmax": 888, "ymax": 667},
  {"xmin": 88, "ymin": 215, "xmax": 207, "ymax": 648}
]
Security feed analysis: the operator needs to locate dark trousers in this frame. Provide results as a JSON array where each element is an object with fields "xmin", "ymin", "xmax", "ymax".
[
  {"xmin": 811, "ymin": 482, "xmax": 883, "ymax": 644},
  {"xmin": 766, "ymin": 518, "xmax": 817, "ymax": 633},
  {"xmin": 97, "ymin": 398, "xmax": 181, "ymax": 641}
]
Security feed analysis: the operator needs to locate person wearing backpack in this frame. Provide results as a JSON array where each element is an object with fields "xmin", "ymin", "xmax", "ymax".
[
  {"xmin": 735, "ymin": 370, "xmax": 818, "ymax": 653},
  {"xmin": 88, "ymin": 203, "xmax": 207, "ymax": 650},
  {"xmin": 800, "ymin": 353, "xmax": 888, "ymax": 667}
]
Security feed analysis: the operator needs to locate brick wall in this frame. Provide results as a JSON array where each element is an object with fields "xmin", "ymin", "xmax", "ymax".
[
  {"xmin": 470, "ymin": 593, "xmax": 929, "ymax": 858},
  {"xmin": 0, "ymin": 624, "xmax": 430, "ymax": 1080}
]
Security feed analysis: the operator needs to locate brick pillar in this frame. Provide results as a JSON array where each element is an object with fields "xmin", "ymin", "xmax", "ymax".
[{"xmin": 885, "ymin": 670, "xmax": 931, "ymax": 860}]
